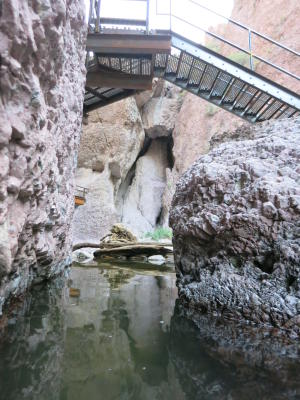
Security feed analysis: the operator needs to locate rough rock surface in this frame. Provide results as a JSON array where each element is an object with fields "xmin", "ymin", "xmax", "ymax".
[
  {"xmin": 0, "ymin": 0, "xmax": 86, "ymax": 313},
  {"xmin": 74, "ymin": 81, "xmax": 179, "ymax": 240},
  {"xmin": 137, "ymin": 80, "xmax": 183, "ymax": 138},
  {"xmin": 170, "ymin": 118, "xmax": 300, "ymax": 334},
  {"xmin": 119, "ymin": 139, "xmax": 169, "ymax": 234},
  {"xmin": 73, "ymin": 99, "xmax": 144, "ymax": 244},
  {"xmin": 101, "ymin": 223, "xmax": 137, "ymax": 244}
]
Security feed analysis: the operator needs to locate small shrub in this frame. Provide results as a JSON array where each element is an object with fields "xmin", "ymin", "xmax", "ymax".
[
  {"xmin": 144, "ymin": 227, "xmax": 172, "ymax": 241},
  {"xmin": 228, "ymin": 51, "xmax": 259, "ymax": 70},
  {"xmin": 206, "ymin": 42, "xmax": 221, "ymax": 54}
]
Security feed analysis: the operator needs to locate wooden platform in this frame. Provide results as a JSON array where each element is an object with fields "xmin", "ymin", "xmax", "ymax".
[{"xmin": 86, "ymin": 33, "xmax": 171, "ymax": 55}]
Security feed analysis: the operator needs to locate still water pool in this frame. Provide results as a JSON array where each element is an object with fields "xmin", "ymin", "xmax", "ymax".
[{"xmin": 0, "ymin": 260, "xmax": 299, "ymax": 400}]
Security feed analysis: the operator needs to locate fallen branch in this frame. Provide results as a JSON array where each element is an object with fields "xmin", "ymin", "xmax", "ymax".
[
  {"xmin": 72, "ymin": 243, "xmax": 100, "ymax": 251},
  {"xmin": 94, "ymin": 243, "xmax": 173, "ymax": 258}
]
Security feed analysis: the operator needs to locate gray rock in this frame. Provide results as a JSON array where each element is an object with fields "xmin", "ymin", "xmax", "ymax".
[
  {"xmin": 170, "ymin": 118, "xmax": 300, "ymax": 335},
  {"xmin": 72, "ymin": 250, "xmax": 94, "ymax": 264}
]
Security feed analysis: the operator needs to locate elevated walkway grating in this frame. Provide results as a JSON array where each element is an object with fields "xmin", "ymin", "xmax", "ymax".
[{"xmin": 84, "ymin": 2, "xmax": 300, "ymax": 123}]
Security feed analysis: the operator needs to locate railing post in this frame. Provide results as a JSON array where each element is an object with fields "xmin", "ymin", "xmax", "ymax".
[
  {"xmin": 169, "ymin": 0, "xmax": 172, "ymax": 31},
  {"xmin": 248, "ymin": 29, "xmax": 254, "ymax": 70},
  {"xmin": 146, "ymin": 0, "xmax": 150, "ymax": 34},
  {"xmin": 88, "ymin": 0, "xmax": 93, "ymax": 33},
  {"xmin": 95, "ymin": 0, "xmax": 101, "ymax": 33}
]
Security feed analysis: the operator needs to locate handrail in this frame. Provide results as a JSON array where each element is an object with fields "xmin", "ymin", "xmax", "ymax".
[
  {"xmin": 75, "ymin": 185, "xmax": 89, "ymax": 198},
  {"xmin": 155, "ymin": 0, "xmax": 299, "ymax": 81},
  {"xmin": 188, "ymin": 0, "xmax": 300, "ymax": 57},
  {"xmin": 88, "ymin": 0, "xmax": 300, "ymax": 82},
  {"xmin": 171, "ymin": 14, "xmax": 299, "ymax": 81},
  {"xmin": 89, "ymin": 0, "xmax": 150, "ymax": 33}
]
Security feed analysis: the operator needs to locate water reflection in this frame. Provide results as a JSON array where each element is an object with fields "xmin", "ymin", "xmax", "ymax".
[{"xmin": 0, "ymin": 262, "xmax": 299, "ymax": 400}]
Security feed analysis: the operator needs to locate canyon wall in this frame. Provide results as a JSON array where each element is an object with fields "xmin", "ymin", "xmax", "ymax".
[
  {"xmin": 73, "ymin": 98, "xmax": 145, "ymax": 243},
  {"xmin": 73, "ymin": 0, "xmax": 299, "ymax": 242},
  {"xmin": 0, "ymin": 0, "xmax": 86, "ymax": 313},
  {"xmin": 73, "ymin": 81, "xmax": 182, "ymax": 242}
]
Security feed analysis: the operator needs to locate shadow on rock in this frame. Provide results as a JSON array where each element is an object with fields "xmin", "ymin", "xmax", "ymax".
[{"xmin": 169, "ymin": 300, "xmax": 300, "ymax": 400}]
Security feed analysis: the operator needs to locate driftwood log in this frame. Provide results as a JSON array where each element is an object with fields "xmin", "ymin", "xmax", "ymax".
[
  {"xmin": 72, "ymin": 243, "xmax": 100, "ymax": 251},
  {"xmin": 94, "ymin": 243, "xmax": 173, "ymax": 258}
]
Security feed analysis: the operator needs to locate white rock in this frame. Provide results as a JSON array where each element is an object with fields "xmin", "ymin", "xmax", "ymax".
[{"xmin": 148, "ymin": 255, "xmax": 166, "ymax": 265}]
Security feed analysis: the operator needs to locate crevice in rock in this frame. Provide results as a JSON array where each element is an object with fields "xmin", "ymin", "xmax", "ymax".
[
  {"xmin": 287, "ymin": 275, "xmax": 297, "ymax": 292},
  {"xmin": 166, "ymin": 134, "xmax": 174, "ymax": 169},
  {"xmin": 254, "ymin": 252, "xmax": 277, "ymax": 274},
  {"xmin": 115, "ymin": 136, "xmax": 170, "ymax": 235}
]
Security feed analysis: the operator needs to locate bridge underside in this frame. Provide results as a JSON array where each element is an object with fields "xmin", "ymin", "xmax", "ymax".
[{"xmin": 84, "ymin": 31, "xmax": 300, "ymax": 123}]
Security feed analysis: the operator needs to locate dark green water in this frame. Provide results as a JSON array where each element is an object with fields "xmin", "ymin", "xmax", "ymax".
[{"xmin": 0, "ymin": 261, "xmax": 299, "ymax": 400}]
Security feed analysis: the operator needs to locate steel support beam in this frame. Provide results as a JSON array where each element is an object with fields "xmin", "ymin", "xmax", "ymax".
[
  {"xmin": 84, "ymin": 89, "xmax": 136, "ymax": 113},
  {"xmin": 86, "ymin": 67, "xmax": 153, "ymax": 90}
]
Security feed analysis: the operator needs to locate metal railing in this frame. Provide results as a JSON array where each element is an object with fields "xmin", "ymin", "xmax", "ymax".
[
  {"xmin": 89, "ymin": 0, "xmax": 150, "ymax": 33},
  {"xmin": 156, "ymin": 0, "xmax": 300, "ymax": 81},
  {"xmin": 75, "ymin": 185, "xmax": 89, "ymax": 199},
  {"xmin": 87, "ymin": 0, "xmax": 300, "ymax": 83}
]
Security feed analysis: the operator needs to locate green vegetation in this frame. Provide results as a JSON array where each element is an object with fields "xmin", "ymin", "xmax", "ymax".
[
  {"xmin": 144, "ymin": 227, "xmax": 173, "ymax": 241},
  {"xmin": 206, "ymin": 103, "xmax": 219, "ymax": 117},
  {"xmin": 228, "ymin": 51, "xmax": 259, "ymax": 70},
  {"xmin": 206, "ymin": 42, "xmax": 221, "ymax": 54}
]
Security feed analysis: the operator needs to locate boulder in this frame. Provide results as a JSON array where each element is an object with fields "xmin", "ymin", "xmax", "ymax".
[
  {"xmin": 148, "ymin": 255, "xmax": 166, "ymax": 265},
  {"xmin": 72, "ymin": 250, "xmax": 94, "ymax": 264},
  {"xmin": 102, "ymin": 223, "xmax": 137, "ymax": 244},
  {"xmin": 170, "ymin": 119, "xmax": 300, "ymax": 334}
]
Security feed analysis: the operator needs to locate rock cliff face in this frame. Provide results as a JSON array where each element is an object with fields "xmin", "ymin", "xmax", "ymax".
[
  {"xmin": 170, "ymin": 118, "xmax": 300, "ymax": 334},
  {"xmin": 73, "ymin": 81, "xmax": 182, "ymax": 241},
  {"xmin": 73, "ymin": 0, "xmax": 299, "ymax": 242},
  {"xmin": 0, "ymin": 1, "xmax": 86, "ymax": 313},
  {"xmin": 73, "ymin": 98, "xmax": 145, "ymax": 243},
  {"xmin": 119, "ymin": 139, "xmax": 169, "ymax": 233}
]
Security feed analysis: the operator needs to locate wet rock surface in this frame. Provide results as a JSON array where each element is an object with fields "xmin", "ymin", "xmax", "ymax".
[
  {"xmin": 0, "ymin": 0, "xmax": 86, "ymax": 313},
  {"xmin": 170, "ymin": 118, "xmax": 300, "ymax": 334}
]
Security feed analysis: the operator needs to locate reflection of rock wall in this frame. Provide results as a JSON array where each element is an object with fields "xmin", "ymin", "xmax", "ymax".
[
  {"xmin": 0, "ymin": 281, "xmax": 65, "ymax": 400},
  {"xmin": 170, "ymin": 118, "xmax": 300, "ymax": 334},
  {"xmin": 61, "ymin": 266, "xmax": 180, "ymax": 400},
  {"xmin": 0, "ymin": 1, "xmax": 86, "ymax": 312},
  {"xmin": 170, "ymin": 301, "xmax": 300, "ymax": 400},
  {"xmin": 1, "ymin": 265, "xmax": 300, "ymax": 400}
]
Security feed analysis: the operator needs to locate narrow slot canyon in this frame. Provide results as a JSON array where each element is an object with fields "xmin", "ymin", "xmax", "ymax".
[
  {"xmin": 0, "ymin": 0, "xmax": 300, "ymax": 399},
  {"xmin": 73, "ymin": 81, "xmax": 182, "ymax": 243}
]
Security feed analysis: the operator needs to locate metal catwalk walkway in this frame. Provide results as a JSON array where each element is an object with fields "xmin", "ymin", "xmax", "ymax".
[{"xmin": 84, "ymin": 0, "xmax": 300, "ymax": 123}]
